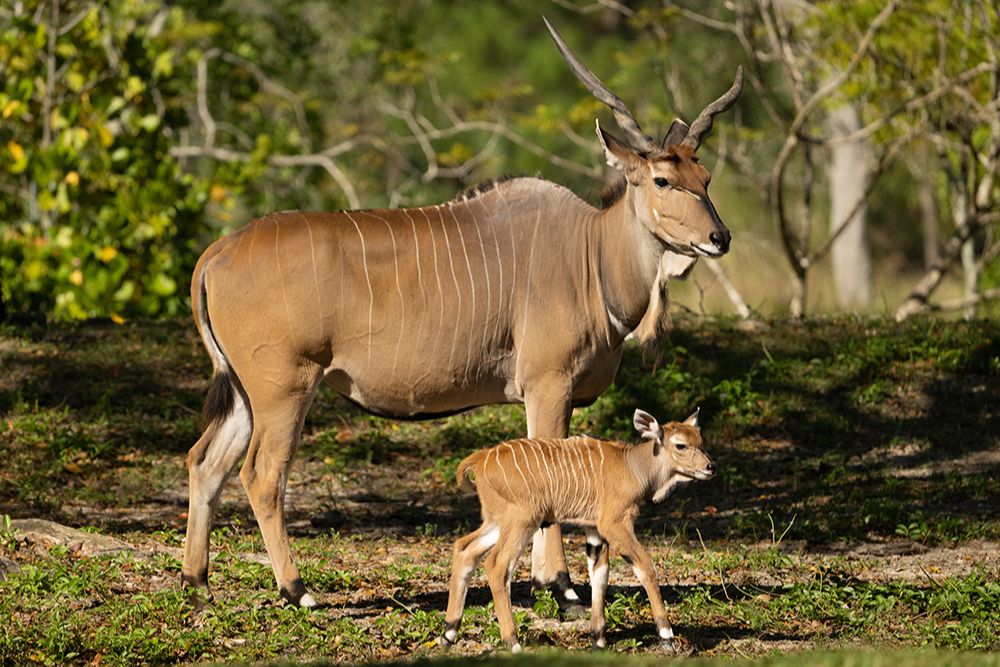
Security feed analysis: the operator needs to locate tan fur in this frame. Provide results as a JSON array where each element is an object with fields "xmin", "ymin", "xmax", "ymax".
[
  {"xmin": 442, "ymin": 409, "xmax": 715, "ymax": 651},
  {"xmin": 181, "ymin": 22, "xmax": 740, "ymax": 608}
]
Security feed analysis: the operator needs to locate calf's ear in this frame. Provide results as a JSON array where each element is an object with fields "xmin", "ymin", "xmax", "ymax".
[
  {"xmin": 633, "ymin": 409, "xmax": 661, "ymax": 442},
  {"xmin": 684, "ymin": 407, "xmax": 701, "ymax": 428}
]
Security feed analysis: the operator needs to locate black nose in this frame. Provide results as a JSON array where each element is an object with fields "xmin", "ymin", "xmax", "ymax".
[
  {"xmin": 709, "ymin": 231, "xmax": 730, "ymax": 254},
  {"xmin": 706, "ymin": 462, "xmax": 717, "ymax": 474}
]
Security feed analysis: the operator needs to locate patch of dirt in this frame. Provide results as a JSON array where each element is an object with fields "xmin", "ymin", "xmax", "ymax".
[{"xmin": 831, "ymin": 539, "xmax": 999, "ymax": 583}]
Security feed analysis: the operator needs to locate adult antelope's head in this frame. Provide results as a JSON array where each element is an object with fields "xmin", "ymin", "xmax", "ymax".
[{"xmin": 545, "ymin": 18, "xmax": 743, "ymax": 258}]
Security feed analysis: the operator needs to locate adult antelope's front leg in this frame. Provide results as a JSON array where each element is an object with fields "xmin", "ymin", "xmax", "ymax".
[{"xmin": 524, "ymin": 375, "xmax": 582, "ymax": 612}]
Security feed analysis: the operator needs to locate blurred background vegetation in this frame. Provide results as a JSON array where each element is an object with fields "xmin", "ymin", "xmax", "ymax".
[{"xmin": 1, "ymin": 0, "xmax": 997, "ymax": 322}]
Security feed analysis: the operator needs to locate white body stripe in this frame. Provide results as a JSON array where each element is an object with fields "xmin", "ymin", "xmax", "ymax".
[
  {"xmin": 437, "ymin": 208, "xmax": 463, "ymax": 369},
  {"xmin": 343, "ymin": 212, "xmax": 374, "ymax": 363}
]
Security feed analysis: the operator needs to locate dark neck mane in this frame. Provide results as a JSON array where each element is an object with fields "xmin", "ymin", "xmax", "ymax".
[
  {"xmin": 453, "ymin": 175, "xmax": 519, "ymax": 202},
  {"xmin": 600, "ymin": 178, "xmax": 627, "ymax": 209}
]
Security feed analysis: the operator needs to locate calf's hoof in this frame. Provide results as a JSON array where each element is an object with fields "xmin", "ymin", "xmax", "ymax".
[{"xmin": 659, "ymin": 637, "xmax": 676, "ymax": 653}]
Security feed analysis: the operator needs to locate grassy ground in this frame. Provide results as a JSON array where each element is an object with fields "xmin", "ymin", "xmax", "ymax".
[{"xmin": 0, "ymin": 316, "xmax": 998, "ymax": 664}]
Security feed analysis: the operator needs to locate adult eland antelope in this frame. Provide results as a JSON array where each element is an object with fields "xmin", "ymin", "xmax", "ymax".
[{"xmin": 181, "ymin": 18, "xmax": 743, "ymax": 607}]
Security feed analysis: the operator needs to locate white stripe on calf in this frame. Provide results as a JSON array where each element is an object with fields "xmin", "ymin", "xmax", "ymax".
[{"xmin": 474, "ymin": 525, "xmax": 501, "ymax": 550}]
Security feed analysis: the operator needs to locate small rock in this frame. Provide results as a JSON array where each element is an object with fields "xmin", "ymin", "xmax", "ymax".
[
  {"xmin": 11, "ymin": 518, "xmax": 133, "ymax": 556},
  {"xmin": 0, "ymin": 556, "xmax": 20, "ymax": 579}
]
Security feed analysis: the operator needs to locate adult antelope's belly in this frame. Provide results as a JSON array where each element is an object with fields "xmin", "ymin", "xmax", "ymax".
[{"xmin": 322, "ymin": 363, "xmax": 510, "ymax": 420}]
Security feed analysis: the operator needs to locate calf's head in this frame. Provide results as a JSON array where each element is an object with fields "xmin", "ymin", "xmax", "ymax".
[{"xmin": 633, "ymin": 407, "xmax": 716, "ymax": 481}]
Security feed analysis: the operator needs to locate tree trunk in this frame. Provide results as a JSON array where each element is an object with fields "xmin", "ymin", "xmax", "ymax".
[
  {"xmin": 952, "ymin": 184, "xmax": 978, "ymax": 319},
  {"xmin": 912, "ymin": 154, "xmax": 941, "ymax": 269},
  {"xmin": 825, "ymin": 104, "xmax": 872, "ymax": 309}
]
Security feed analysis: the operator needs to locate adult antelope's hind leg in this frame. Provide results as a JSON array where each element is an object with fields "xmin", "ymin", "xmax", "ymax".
[
  {"xmin": 441, "ymin": 522, "xmax": 500, "ymax": 648},
  {"xmin": 239, "ymin": 367, "xmax": 322, "ymax": 607},
  {"xmin": 182, "ymin": 394, "xmax": 252, "ymax": 595},
  {"xmin": 524, "ymin": 377, "xmax": 582, "ymax": 613}
]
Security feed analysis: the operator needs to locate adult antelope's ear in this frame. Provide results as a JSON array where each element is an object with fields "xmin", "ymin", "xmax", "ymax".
[
  {"xmin": 684, "ymin": 407, "xmax": 701, "ymax": 428},
  {"xmin": 662, "ymin": 118, "xmax": 689, "ymax": 148},
  {"xmin": 633, "ymin": 409, "xmax": 661, "ymax": 441},
  {"xmin": 597, "ymin": 120, "xmax": 645, "ymax": 183}
]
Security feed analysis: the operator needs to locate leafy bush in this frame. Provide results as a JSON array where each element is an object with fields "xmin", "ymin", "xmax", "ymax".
[{"xmin": 0, "ymin": 2, "xmax": 210, "ymax": 320}]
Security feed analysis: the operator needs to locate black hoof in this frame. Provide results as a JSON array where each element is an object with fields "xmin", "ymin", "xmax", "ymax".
[
  {"xmin": 660, "ymin": 637, "xmax": 676, "ymax": 653},
  {"xmin": 180, "ymin": 573, "xmax": 212, "ymax": 610}
]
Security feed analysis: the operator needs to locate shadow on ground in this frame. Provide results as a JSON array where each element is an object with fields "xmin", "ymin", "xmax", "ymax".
[{"xmin": 1, "ymin": 317, "xmax": 997, "ymax": 550}]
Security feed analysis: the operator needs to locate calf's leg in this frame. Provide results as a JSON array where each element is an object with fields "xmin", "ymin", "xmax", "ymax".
[
  {"xmin": 441, "ymin": 522, "xmax": 500, "ymax": 647},
  {"xmin": 600, "ymin": 521, "xmax": 675, "ymax": 651},
  {"xmin": 484, "ymin": 522, "xmax": 534, "ymax": 652}
]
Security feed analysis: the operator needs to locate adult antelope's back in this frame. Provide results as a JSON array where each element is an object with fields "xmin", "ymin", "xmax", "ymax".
[{"xmin": 181, "ymin": 18, "xmax": 742, "ymax": 607}]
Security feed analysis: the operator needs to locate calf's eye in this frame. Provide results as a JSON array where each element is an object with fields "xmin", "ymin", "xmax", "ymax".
[{"xmin": 675, "ymin": 443, "xmax": 687, "ymax": 451}]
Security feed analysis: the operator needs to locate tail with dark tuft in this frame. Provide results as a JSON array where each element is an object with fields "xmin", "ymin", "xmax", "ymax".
[
  {"xmin": 202, "ymin": 369, "xmax": 235, "ymax": 428},
  {"xmin": 192, "ymin": 252, "xmax": 238, "ymax": 429}
]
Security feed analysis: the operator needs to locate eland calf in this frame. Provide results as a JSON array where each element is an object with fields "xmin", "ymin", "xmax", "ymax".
[{"xmin": 441, "ymin": 408, "xmax": 715, "ymax": 652}]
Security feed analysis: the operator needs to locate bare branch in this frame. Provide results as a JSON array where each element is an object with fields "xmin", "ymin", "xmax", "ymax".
[
  {"xmin": 196, "ymin": 49, "xmax": 220, "ymax": 149},
  {"xmin": 825, "ymin": 62, "xmax": 997, "ymax": 146},
  {"xmin": 217, "ymin": 51, "xmax": 312, "ymax": 150},
  {"xmin": 168, "ymin": 145, "xmax": 360, "ymax": 209},
  {"xmin": 769, "ymin": 0, "xmax": 898, "ymax": 275},
  {"xmin": 703, "ymin": 259, "xmax": 752, "ymax": 319},
  {"xmin": 269, "ymin": 154, "xmax": 360, "ymax": 209},
  {"xmin": 376, "ymin": 96, "xmax": 440, "ymax": 182},
  {"xmin": 894, "ymin": 217, "xmax": 980, "ymax": 320},
  {"xmin": 908, "ymin": 287, "xmax": 1000, "ymax": 317},
  {"xmin": 808, "ymin": 128, "xmax": 917, "ymax": 264}
]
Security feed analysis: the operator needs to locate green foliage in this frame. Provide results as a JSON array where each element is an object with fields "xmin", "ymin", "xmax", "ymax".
[
  {"xmin": 532, "ymin": 587, "xmax": 560, "ymax": 620},
  {"xmin": 0, "ymin": 514, "xmax": 15, "ymax": 552},
  {"xmin": 0, "ymin": 1, "xmax": 211, "ymax": 320}
]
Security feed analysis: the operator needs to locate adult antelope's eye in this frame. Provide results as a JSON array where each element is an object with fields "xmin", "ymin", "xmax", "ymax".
[{"xmin": 653, "ymin": 177, "xmax": 670, "ymax": 189}]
